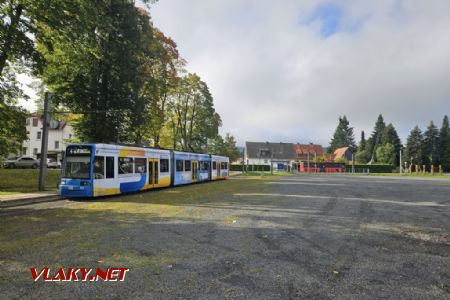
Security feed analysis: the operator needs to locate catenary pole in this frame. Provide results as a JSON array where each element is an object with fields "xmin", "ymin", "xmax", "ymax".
[{"xmin": 38, "ymin": 92, "xmax": 51, "ymax": 191}]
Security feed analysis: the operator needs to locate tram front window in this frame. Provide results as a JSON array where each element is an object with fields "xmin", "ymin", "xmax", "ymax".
[{"xmin": 63, "ymin": 156, "xmax": 91, "ymax": 179}]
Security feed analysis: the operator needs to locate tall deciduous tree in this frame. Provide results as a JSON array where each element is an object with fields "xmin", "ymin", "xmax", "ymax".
[
  {"xmin": 0, "ymin": 65, "xmax": 27, "ymax": 157},
  {"xmin": 328, "ymin": 115, "xmax": 356, "ymax": 153},
  {"xmin": 38, "ymin": 1, "xmax": 154, "ymax": 143},
  {"xmin": 168, "ymin": 73, "xmax": 221, "ymax": 152},
  {"xmin": 145, "ymin": 28, "xmax": 182, "ymax": 147},
  {"xmin": 375, "ymin": 143, "xmax": 396, "ymax": 165},
  {"xmin": 0, "ymin": 0, "xmax": 41, "ymax": 76}
]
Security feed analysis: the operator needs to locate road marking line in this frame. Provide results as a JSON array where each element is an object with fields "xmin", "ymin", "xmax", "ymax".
[
  {"xmin": 265, "ymin": 182, "xmax": 344, "ymax": 186},
  {"xmin": 233, "ymin": 193, "xmax": 448, "ymax": 207}
]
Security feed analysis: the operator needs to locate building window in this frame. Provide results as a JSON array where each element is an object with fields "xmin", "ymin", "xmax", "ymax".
[
  {"xmin": 185, "ymin": 160, "xmax": 191, "ymax": 171},
  {"xmin": 176, "ymin": 160, "xmax": 183, "ymax": 172},
  {"xmin": 259, "ymin": 148, "xmax": 270, "ymax": 157},
  {"xmin": 69, "ymin": 134, "xmax": 72, "ymax": 140},
  {"xmin": 26, "ymin": 118, "xmax": 30, "ymax": 126},
  {"xmin": 160, "ymin": 159, "xmax": 169, "ymax": 173},
  {"xmin": 264, "ymin": 160, "xmax": 268, "ymax": 164},
  {"xmin": 37, "ymin": 131, "xmax": 41, "ymax": 139},
  {"xmin": 32, "ymin": 118, "xmax": 38, "ymax": 127},
  {"xmin": 55, "ymin": 141, "xmax": 59, "ymax": 149},
  {"xmin": 22, "ymin": 147, "xmax": 27, "ymax": 155},
  {"xmin": 33, "ymin": 148, "xmax": 38, "ymax": 155}
]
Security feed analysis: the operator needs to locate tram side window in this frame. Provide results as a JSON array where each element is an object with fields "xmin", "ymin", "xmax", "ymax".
[
  {"xmin": 94, "ymin": 156, "xmax": 104, "ymax": 179},
  {"xmin": 221, "ymin": 162, "xmax": 228, "ymax": 170},
  {"xmin": 201, "ymin": 161, "xmax": 209, "ymax": 171},
  {"xmin": 106, "ymin": 157, "xmax": 114, "ymax": 178},
  {"xmin": 135, "ymin": 158, "xmax": 146, "ymax": 173},
  {"xmin": 160, "ymin": 159, "xmax": 169, "ymax": 173},
  {"xmin": 176, "ymin": 160, "xmax": 184, "ymax": 172},
  {"xmin": 213, "ymin": 161, "xmax": 217, "ymax": 170},
  {"xmin": 119, "ymin": 157, "xmax": 134, "ymax": 174},
  {"xmin": 185, "ymin": 160, "xmax": 191, "ymax": 171}
]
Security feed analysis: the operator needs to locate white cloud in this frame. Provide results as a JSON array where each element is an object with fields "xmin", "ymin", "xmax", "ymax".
[{"xmin": 150, "ymin": 0, "xmax": 450, "ymax": 145}]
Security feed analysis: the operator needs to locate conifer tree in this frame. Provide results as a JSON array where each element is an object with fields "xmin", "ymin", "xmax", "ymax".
[
  {"xmin": 359, "ymin": 130, "xmax": 366, "ymax": 151},
  {"xmin": 404, "ymin": 126, "xmax": 424, "ymax": 165},
  {"xmin": 367, "ymin": 114, "xmax": 386, "ymax": 162},
  {"xmin": 438, "ymin": 115, "xmax": 450, "ymax": 170},
  {"xmin": 328, "ymin": 115, "xmax": 356, "ymax": 153},
  {"xmin": 381, "ymin": 123, "xmax": 402, "ymax": 166},
  {"xmin": 423, "ymin": 120, "xmax": 440, "ymax": 166}
]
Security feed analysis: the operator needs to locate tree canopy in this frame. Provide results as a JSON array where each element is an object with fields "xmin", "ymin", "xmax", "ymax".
[{"xmin": 0, "ymin": 0, "xmax": 236, "ymax": 157}]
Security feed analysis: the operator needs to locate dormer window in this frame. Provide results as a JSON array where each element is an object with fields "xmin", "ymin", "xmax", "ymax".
[{"xmin": 258, "ymin": 148, "xmax": 271, "ymax": 157}]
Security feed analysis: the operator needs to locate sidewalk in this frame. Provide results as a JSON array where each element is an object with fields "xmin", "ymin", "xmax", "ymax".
[{"xmin": 0, "ymin": 191, "xmax": 61, "ymax": 208}]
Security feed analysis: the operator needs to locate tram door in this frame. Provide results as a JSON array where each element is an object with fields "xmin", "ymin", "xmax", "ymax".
[
  {"xmin": 192, "ymin": 161, "xmax": 198, "ymax": 182},
  {"xmin": 148, "ymin": 158, "xmax": 159, "ymax": 187},
  {"xmin": 217, "ymin": 161, "xmax": 221, "ymax": 177}
]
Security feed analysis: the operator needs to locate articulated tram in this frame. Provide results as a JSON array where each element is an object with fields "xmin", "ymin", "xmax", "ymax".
[{"xmin": 59, "ymin": 144, "xmax": 229, "ymax": 198}]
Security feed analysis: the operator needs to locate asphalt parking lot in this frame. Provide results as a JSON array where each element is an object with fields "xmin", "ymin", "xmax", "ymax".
[{"xmin": 1, "ymin": 175, "xmax": 449, "ymax": 299}]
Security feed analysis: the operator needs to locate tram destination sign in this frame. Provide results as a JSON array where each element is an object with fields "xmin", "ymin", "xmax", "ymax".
[{"xmin": 66, "ymin": 145, "xmax": 92, "ymax": 156}]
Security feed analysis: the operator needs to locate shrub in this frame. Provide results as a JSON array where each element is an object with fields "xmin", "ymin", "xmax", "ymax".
[{"xmin": 346, "ymin": 164, "xmax": 394, "ymax": 173}]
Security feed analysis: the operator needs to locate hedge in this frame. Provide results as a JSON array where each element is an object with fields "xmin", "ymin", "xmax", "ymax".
[
  {"xmin": 346, "ymin": 164, "xmax": 394, "ymax": 173},
  {"xmin": 231, "ymin": 163, "xmax": 394, "ymax": 173},
  {"xmin": 230, "ymin": 164, "xmax": 270, "ymax": 172}
]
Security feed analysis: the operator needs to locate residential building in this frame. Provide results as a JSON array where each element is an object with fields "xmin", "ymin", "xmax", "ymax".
[
  {"xmin": 244, "ymin": 142, "xmax": 297, "ymax": 171},
  {"xmin": 294, "ymin": 143, "xmax": 326, "ymax": 161},
  {"xmin": 333, "ymin": 147, "xmax": 353, "ymax": 161},
  {"xmin": 21, "ymin": 113, "xmax": 75, "ymax": 162}
]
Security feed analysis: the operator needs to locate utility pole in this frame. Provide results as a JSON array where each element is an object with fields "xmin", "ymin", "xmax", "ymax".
[
  {"xmin": 314, "ymin": 151, "xmax": 317, "ymax": 171},
  {"xmin": 270, "ymin": 145, "xmax": 274, "ymax": 175},
  {"xmin": 307, "ymin": 151, "xmax": 310, "ymax": 173},
  {"xmin": 352, "ymin": 153, "xmax": 355, "ymax": 174},
  {"xmin": 38, "ymin": 92, "xmax": 51, "ymax": 191},
  {"xmin": 242, "ymin": 147, "xmax": 245, "ymax": 174}
]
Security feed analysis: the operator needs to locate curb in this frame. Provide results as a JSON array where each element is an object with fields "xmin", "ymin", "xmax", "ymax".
[{"xmin": 0, "ymin": 195, "xmax": 62, "ymax": 208}]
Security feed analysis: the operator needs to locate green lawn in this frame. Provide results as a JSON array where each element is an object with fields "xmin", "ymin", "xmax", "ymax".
[
  {"xmin": 240, "ymin": 171, "xmax": 295, "ymax": 176},
  {"xmin": 0, "ymin": 169, "xmax": 60, "ymax": 193}
]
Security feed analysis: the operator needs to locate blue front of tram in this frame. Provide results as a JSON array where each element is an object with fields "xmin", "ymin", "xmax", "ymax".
[{"xmin": 59, "ymin": 144, "xmax": 94, "ymax": 198}]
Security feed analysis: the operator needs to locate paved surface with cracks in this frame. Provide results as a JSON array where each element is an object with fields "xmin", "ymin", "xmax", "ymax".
[{"xmin": 0, "ymin": 175, "xmax": 449, "ymax": 299}]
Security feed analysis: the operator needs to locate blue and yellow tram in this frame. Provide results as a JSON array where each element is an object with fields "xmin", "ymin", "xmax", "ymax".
[{"xmin": 59, "ymin": 143, "xmax": 229, "ymax": 198}]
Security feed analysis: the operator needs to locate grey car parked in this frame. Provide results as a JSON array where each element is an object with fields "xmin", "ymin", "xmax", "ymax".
[{"xmin": 3, "ymin": 156, "xmax": 40, "ymax": 169}]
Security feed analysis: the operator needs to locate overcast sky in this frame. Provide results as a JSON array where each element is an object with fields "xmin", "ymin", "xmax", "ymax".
[{"xmin": 20, "ymin": 0, "xmax": 450, "ymax": 146}]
